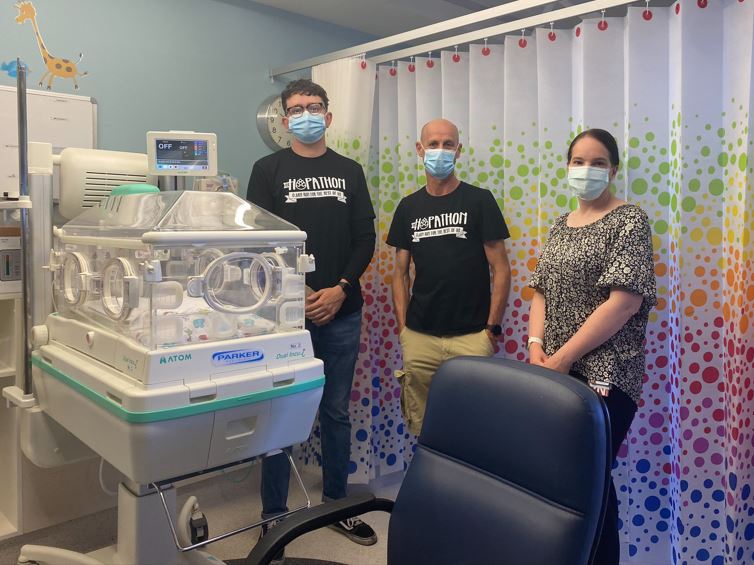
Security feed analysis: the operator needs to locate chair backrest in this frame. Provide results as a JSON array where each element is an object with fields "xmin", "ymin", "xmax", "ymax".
[{"xmin": 387, "ymin": 357, "xmax": 611, "ymax": 565}]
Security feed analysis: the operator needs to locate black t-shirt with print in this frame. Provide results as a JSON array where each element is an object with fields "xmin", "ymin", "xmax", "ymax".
[
  {"xmin": 247, "ymin": 148, "xmax": 376, "ymax": 318},
  {"xmin": 387, "ymin": 182, "xmax": 510, "ymax": 336}
]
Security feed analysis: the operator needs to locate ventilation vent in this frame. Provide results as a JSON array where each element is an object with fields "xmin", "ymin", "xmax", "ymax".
[{"xmin": 83, "ymin": 172, "xmax": 149, "ymax": 208}]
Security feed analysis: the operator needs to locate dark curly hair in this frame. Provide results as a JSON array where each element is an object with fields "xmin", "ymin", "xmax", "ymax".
[{"xmin": 281, "ymin": 79, "xmax": 329, "ymax": 112}]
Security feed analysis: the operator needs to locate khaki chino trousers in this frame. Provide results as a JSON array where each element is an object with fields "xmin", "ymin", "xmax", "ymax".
[{"xmin": 396, "ymin": 326, "xmax": 494, "ymax": 436}]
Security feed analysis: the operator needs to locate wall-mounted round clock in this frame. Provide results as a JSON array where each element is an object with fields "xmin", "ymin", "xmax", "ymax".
[{"xmin": 256, "ymin": 94, "xmax": 292, "ymax": 151}]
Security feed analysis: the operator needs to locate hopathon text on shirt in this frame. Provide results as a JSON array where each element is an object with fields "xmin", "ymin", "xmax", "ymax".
[
  {"xmin": 410, "ymin": 212, "xmax": 468, "ymax": 242},
  {"xmin": 283, "ymin": 177, "xmax": 347, "ymax": 203}
]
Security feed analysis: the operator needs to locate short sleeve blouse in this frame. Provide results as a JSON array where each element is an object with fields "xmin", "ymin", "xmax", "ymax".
[{"xmin": 529, "ymin": 204, "xmax": 657, "ymax": 404}]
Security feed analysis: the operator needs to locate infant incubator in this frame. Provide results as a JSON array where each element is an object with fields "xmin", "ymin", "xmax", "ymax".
[
  {"xmin": 22, "ymin": 186, "xmax": 324, "ymax": 564},
  {"xmin": 35, "ymin": 187, "xmax": 323, "ymax": 482}
]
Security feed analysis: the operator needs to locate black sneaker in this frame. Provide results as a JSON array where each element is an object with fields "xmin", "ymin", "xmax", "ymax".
[
  {"xmin": 328, "ymin": 516, "xmax": 378, "ymax": 546},
  {"xmin": 259, "ymin": 518, "xmax": 285, "ymax": 564}
]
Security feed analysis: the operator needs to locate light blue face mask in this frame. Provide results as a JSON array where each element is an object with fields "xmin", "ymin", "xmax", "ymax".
[
  {"xmin": 423, "ymin": 148, "xmax": 456, "ymax": 180},
  {"xmin": 567, "ymin": 166, "xmax": 610, "ymax": 201},
  {"xmin": 288, "ymin": 111, "xmax": 327, "ymax": 144}
]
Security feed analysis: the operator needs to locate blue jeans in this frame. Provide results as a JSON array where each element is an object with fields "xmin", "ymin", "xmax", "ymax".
[{"xmin": 261, "ymin": 309, "xmax": 362, "ymax": 517}]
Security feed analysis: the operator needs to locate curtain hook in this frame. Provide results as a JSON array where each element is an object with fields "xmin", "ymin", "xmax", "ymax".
[
  {"xmin": 519, "ymin": 29, "xmax": 528, "ymax": 48},
  {"xmin": 643, "ymin": 0, "xmax": 653, "ymax": 20},
  {"xmin": 482, "ymin": 37, "xmax": 491, "ymax": 56},
  {"xmin": 598, "ymin": 10, "xmax": 608, "ymax": 31}
]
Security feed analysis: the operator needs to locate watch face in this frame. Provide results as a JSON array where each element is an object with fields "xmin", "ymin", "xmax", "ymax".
[{"xmin": 256, "ymin": 94, "xmax": 293, "ymax": 151}]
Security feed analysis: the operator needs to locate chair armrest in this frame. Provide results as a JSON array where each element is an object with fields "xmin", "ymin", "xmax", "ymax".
[{"xmin": 245, "ymin": 492, "xmax": 394, "ymax": 565}]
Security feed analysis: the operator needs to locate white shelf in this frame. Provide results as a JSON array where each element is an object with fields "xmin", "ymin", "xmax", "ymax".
[{"xmin": 0, "ymin": 199, "xmax": 31, "ymax": 210}]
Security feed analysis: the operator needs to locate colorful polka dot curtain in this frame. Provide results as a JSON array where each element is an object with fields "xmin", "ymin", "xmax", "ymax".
[{"xmin": 313, "ymin": 2, "xmax": 754, "ymax": 563}]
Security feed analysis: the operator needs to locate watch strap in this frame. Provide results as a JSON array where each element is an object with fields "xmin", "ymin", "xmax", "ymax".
[
  {"xmin": 527, "ymin": 336, "xmax": 544, "ymax": 349},
  {"xmin": 486, "ymin": 324, "xmax": 502, "ymax": 336},
  {"xmin": 337, "ymin": 280, "xmax": 351, "ymax": 293}
]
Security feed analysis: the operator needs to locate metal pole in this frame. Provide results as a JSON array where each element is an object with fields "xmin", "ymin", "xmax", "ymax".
[
  {"xmin": 268, "ymin": 0, "xmax": 559, "ymax": 78},
  {"xmin": 16, "ymin": 58, "xmax": 33, "ymax": 394},
  {"xmin": 28, "ymin": 174, "xmax": 54, "ymax": 325},
  {"xmin": 370, "ymin": 0, "xmax": 637, "ymax": 64}
]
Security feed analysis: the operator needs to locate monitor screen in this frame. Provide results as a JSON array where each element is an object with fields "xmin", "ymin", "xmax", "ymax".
[{"xmin": 154, "ymin": 139, "xmax": 210, "ymax": 173}]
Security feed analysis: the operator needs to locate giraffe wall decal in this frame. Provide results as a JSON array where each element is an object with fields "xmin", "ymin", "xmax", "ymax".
[{"xmin": 14, "ymin": 1, "xmax": 88, "ymax": 90}]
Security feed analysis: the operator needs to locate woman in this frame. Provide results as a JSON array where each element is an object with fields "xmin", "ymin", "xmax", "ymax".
[{"xmin": 528, "ymin": 129, "xmax": 657, "ymax": 565}]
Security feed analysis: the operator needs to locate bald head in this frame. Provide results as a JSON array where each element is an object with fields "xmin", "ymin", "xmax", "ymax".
[
  {"xmin": 416, "ymin": 119, "xmax": 462, "ymax": 182},
  {"xmin": 420, "ymin": 119, "xmax": 459, "ymax": 146}
]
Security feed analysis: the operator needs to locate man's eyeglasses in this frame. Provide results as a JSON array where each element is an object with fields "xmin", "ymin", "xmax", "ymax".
[{"xmin": 286, "ymin": 103, "xmax": 327, "ymax": 117}]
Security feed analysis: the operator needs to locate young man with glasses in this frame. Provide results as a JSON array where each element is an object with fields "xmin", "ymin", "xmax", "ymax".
[
  {"xmin": 247, "ymin": 79, "xmax": 377, "ymax": 559},
  {"xmin": 387, "ymin": 118, "xmax": 512, "ymax": 436}
]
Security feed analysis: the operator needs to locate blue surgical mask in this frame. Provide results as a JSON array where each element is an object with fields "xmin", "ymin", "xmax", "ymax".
[
  {"xmin": 288, "ymin": 111, "xmax": 326, "ymax": 144},
  {"xmin": 568, "ymin": 166, "xmax": 610, "ymax": 201},
  {"xmin": 423, "ymin": 148, "xmax": 456, "ymax": 179}
]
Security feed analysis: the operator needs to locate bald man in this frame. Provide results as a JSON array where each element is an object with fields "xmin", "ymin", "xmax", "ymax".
[{"xmin": 386, "ymin": 119, "xmax": 512, "ymax": 435}]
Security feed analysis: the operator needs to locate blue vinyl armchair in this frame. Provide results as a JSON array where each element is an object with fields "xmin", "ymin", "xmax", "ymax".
[{"xmin": 245, "ymin": 357, "xmax": 611, "ymax": 565}]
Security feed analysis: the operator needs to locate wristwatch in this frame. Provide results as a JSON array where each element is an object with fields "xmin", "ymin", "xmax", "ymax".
[
  {"xmin": 337, "ymin": 280, "xmax": 351, "ymax": 293},
  {"xmin": 486, "ymin": 324, "xmax": 502, "ymax": 336}
]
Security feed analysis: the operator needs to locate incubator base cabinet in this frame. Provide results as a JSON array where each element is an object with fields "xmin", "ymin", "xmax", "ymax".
[{"xmin": 17, "ymin": 190, "xmax": 324, "ymax": 564}]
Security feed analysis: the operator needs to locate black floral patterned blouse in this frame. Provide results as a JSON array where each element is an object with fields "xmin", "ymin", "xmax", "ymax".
[{"xmin": 529, "ymin": 204, "xmax": 657, "ymax": 404}]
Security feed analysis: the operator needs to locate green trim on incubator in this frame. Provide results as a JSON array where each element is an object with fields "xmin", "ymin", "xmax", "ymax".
[
  {"xmin": 31, "ymin": 353, "xmax": 324, "ymax": 424},
  {"xmin": 111, "ymin": 184, "xmax": 160, "ymax": 196}
]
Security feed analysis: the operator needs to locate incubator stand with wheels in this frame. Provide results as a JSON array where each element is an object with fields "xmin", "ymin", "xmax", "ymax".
[{"xmin": 21, "ymin": 189, "xmax": 324, "ymax": 565}]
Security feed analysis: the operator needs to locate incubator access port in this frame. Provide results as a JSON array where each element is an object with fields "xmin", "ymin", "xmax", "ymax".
[
  {"xmin": 101, "ymin": 257, "xmax": 140, "ymax": 320},
  {"xmin": 60, "ymin": 252, "xmax": 92, "ymax": 306},
  {"xmin": 187, "ymin": 252, "xmax": 273, "ymax": 314}
]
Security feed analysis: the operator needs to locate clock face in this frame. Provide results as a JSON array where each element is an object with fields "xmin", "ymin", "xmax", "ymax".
[{"xmin": 256, "ymin": 94, "xmax": 293, "ymax": 151}]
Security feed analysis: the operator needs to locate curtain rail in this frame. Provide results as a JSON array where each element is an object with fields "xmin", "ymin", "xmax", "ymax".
[
  {"xmin": 268, "ymin": 0, "xmax": 560, "ymax": 79},
  {"xmin": 370, "ymin": 0, "xmax": 638, "ymax": 65}
]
